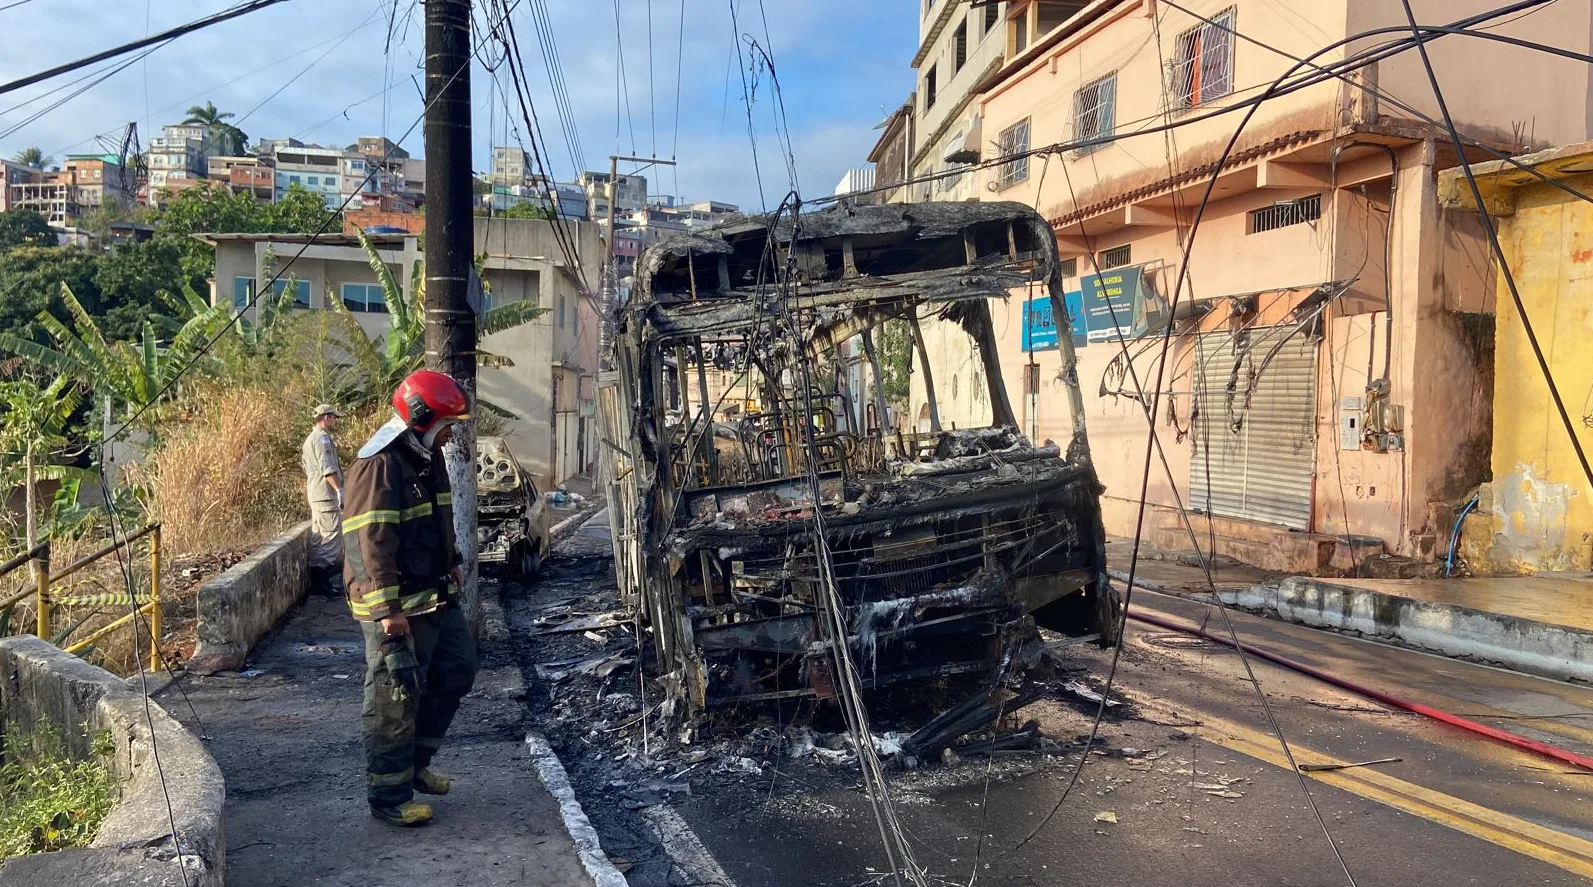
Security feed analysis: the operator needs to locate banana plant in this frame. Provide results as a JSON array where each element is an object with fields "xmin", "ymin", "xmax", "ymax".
[
  {"xmin": 337, "ymin": 231, "xmax": 548, "ymax": 417},
  {"xmin": 0, "ymin": 285, "xmax": 234, "ymax": 413}
]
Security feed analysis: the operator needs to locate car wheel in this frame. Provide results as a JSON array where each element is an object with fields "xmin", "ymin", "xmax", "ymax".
[{"xmin": 523, "ymin": 543, "xmax": 542, "ymax": 581}]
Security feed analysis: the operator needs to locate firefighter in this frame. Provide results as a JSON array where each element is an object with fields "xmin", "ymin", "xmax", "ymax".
[{"xmin": 342, "ymin": 370, "xmax": 479, "ymax": 827}]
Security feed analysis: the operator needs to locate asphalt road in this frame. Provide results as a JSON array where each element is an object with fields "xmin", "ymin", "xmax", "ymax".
[{"xmin": 524, "ymin": 514, "xmax": 1593, "ymax": 887}]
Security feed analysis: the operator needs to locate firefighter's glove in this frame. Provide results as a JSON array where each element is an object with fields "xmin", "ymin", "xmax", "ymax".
[{"xmin": 382, "ymin": 635, "xmax": 423, "ymax": 704}]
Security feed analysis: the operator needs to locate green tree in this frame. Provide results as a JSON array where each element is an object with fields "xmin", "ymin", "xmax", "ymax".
[
  {"xmin": 146, "ymin": 181, "xmax": 336, "ymax": 281},
  {"xmin": 0, "ymin": 247, "xmax": 103, "ymax": 342},
  {"xmin": 0, "ymin": 210, "xmax": 53, "ymax": 251},
  {"xmin": 92, "ymin": 240, "xmax": 186, "ymax": 342},
  {"xmin": 11, "ymin": 147, "xmax": 50, "ymax": 169},
  {"xmin": 0, "ymin": 285, "xmax": 232, "ymax": 415},
  {"xmin": 182, "ymin": 102, "xmax": 248, "ymax": 156}
]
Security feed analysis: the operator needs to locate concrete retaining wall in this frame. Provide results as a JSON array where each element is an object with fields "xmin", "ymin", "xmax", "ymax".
[
  {"xmin": 0, "ymin": 636, "xmax": 225, "ymax": 886},
  {"xmin": 1222, "ymin": 577, "xmax": 1593, "ymax": 683},
  {"xmin": 188, "ymin": 522, "xmax": 309, "ymax": 675}
]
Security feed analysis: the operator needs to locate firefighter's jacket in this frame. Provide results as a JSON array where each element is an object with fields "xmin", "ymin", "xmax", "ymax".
[{"xmin": 341, "ymin": 423, "xmax": 460, "ymax": 622}]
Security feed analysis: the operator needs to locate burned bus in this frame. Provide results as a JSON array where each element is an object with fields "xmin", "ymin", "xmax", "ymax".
[{"xmin": 597, "ymin": 201, "xmax": 1118, "ymax": 731}]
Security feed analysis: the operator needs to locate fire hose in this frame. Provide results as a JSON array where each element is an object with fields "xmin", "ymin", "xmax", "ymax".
[{"xmin": 1126, "ymin": 606, "xmax": 1593, "ymax": 773}]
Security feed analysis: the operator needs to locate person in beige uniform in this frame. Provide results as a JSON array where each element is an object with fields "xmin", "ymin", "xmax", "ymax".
[{"xmin": 302, "ymin": 404, "xmax": 346, "ymax": 597}]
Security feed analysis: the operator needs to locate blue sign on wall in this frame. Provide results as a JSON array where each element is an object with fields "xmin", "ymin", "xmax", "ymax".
[
  {"xmin": 1022, "ymin": 296, "xmax": 1058, "ymax": 352},
  {"xmin": 1079, "ymin": 265, "xmax": 1144, "ymax": 343},
  {"xmin": 1022, "ymin": 292, "xmax": 1088, "ymax": 352}
]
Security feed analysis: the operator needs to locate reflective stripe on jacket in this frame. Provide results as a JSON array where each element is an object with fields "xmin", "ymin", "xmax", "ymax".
[{"xmin": 341, "ymin": 429, "xmax": 460, "ymax": 622}]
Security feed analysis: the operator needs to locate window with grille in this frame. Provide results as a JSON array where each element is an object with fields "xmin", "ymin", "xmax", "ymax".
[
  {"xmin": 986, "ymin": 3, "xmax": 1000, "ymax": 34},
  {"xmin": 995, "ymin": 118, "xmax": 1030, "ymax": 190},
  {"xmin": 954, "ymin": 21, "xmax": 968, "ymax": 72},
  {"xmin": 1059, "ymin": 257, "xmax": 1078, "ymax": 278},
  {"xmin": 1173, "ymin": 8, "xmax": 1235, "ymax": 108},
  {"xmin": 1248, "ymin": 194, "xmax": 1322, "ymax": 234},
  {"xmin": 925, "ymin": 65, "xmax": 939, "ymax": 110},
  {"xmin": 1073, "ymin": 72, "xmax": 1116, "ymax": 152},
  {"xmin": 1099, "ymin": 245, "xmax": 1132, "ymax": 269}
]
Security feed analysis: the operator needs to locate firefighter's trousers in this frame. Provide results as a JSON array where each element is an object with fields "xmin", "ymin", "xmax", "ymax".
[{"xmin": 359, "ymin": 605, "xmax": 478, "ymax": 807}]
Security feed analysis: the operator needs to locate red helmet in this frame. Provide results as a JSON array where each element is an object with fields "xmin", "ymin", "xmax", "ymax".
[{"xmin": 393, "ymin": 370, "xmax": 472, "ymax": 436}]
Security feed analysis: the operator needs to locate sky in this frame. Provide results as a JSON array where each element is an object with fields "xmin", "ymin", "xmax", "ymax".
[{"xmin": 0, "ymin": 0, "xmax": 920, "ymax": 212}]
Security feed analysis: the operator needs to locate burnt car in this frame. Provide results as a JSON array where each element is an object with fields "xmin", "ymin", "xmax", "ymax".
[
  {"xmin": 598, "ymin": 201, "xmax": 1118, "ymax": 731},
  {"xmin": 476, "ymin": 436, "xmax": 551, "ymax": 580}
]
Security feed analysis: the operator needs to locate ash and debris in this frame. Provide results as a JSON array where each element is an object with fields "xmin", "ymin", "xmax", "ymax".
[{"xmin": 505, "ymin": 518, "xmax": 1174, "ymax": 887}]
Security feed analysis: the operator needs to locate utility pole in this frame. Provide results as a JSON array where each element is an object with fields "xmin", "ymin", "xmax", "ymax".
[
  {"xmin": 423, "ymin": 0, "xmax": 481, "ymax": 631},
  {"xmin": 600, "ymin": 154, "xmax": 676, "ymax": 369}
]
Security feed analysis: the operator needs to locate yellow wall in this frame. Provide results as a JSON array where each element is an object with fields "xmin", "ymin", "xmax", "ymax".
[{"xmin": 1462, "ymin": 176, "xmax": 1593, "ymax": 573}]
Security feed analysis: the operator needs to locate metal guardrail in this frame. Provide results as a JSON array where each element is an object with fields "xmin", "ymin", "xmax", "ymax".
[{"xmin": 0, "ymin": 525, "xmax": 162, "ymax": 671}]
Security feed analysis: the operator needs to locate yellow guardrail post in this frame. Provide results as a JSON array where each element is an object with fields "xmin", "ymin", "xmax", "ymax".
[{"xmin": 149, "ymin": 526, "xmax": 162, "ymax": 672}]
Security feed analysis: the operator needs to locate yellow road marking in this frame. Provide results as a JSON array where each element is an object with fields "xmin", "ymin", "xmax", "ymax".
[{"xmin": 1138, "ymin": 701, "xmax": 1593, "ymax": 879}]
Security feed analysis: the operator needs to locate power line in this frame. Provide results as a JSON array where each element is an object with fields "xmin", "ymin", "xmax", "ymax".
[
  {"xmin": 1395, "ymin": 0, "xmax": 1593, "ymax": 490},
  {"xmin": 1002, "ymin": 6, "xmax": 1574, "ymax": 877},
  {"xmin": 101, "ymin": 0, "xmax": 532, "ymax": 448},
  {"xmin": 0, "ymin": 0, "xmax": 294, "ymax": 99},
  {"xmin": 0, "ymin": 0, "xmax": 43, "ymax": 11},
  {"xmin": 820, "ymin": 4, "xmax": 1587, "ymax": 207},
  {"xmin": 233, "ymin": 6, "xmax": 386, "ymax": 127}
]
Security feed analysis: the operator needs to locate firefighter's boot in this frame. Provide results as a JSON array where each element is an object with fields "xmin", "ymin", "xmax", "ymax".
[
  {"xmin": 369, "ymin": 800, "xmax": 434, "ymax": 827},
  {"xmin": 413, "ymin": 768, "xmax": 452, "ymax": 796}
]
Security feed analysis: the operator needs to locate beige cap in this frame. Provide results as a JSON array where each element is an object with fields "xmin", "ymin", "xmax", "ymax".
[{"xmin": 312, "ymin": 404, "xmax": 345, "ymax": 419}]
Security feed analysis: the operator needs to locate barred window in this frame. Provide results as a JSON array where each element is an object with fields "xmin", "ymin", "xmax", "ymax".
[
  {"xmin": 995, "ymin": 118, "xmax": 1030, "ymax": 190},
  {"xmin": 1059, "ymin": 257, "xmax": 1078, "ymax": 278},
  {"xmin": 1099, "ymin": 245, "xmax": 1132, "ymax": 269},
  {"xmin": 1173, "ymin": 8, "xmax": 1236, "ymax": 108},
  {"xmin": 1073, "ymin": 72, "xmax": 1116, "ymax": 152},
  {"xmin": 1248, "ymin": 194, "xmax": 1322, "ymax": 234}
]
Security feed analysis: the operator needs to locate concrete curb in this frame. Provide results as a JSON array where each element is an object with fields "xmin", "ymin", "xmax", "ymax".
[
  {"xmin": 1111, "ymin": 567, "xmax": 1593, "ymax": 683},
  {"xmin": 0, "ymin": 636, "xmax": 226, "ymax": 887},
  {"xmin": 549, "ymin": 500, "xmax": 605, "ymax": 543},
  {"xmin": 524, "ymin": 733, "xmax": 629, "ymax": 887},
  {"xmin": 189, "ymin": 523, "xmax": 309, "ymax": 675},
  {"xmin": 1223, "ymin": 577, "xmax": 1593, "ymax": 684}
]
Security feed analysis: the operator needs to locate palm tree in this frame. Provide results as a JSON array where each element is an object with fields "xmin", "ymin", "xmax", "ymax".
[
  {"xmin": 182, "ymin": 102, "xmax": 249, "ymax": 156},
  {"xmin": 12, "ymin": 146, "xmax": 51, "ymax": 168}
]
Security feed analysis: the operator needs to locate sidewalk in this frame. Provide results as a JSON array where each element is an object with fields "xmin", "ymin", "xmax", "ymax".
[
  {"xmin": 1106, "ymin": 539, "xmax": 1593, "ymax": 683},
  {"xmin": 156, "ymin": 594, "xmax": 597, "ymax": 887}
]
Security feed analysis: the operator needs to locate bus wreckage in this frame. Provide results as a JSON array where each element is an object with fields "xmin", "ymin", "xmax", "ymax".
[{"xmin": 598, "ymin": 201, "xmax": 1119, "ymax": 740}]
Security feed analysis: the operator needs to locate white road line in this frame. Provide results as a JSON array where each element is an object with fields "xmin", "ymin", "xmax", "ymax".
[
  {"xmin": 524, "ymin": 733, "xmax": 630, "ymax": 887},
  {"xmin": 644, "ymin": 805, "xmax": 739, "ymax": 887}
]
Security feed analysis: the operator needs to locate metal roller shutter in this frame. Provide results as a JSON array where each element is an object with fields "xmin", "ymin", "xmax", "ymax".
[{"xmin": 1189, "ymin": 325, "xmax": 1319, "ymax": 530}]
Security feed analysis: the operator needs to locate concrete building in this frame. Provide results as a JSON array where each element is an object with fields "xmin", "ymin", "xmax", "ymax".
[
  {"xmin": 269, "ymin": 144, "xmax": 345, "ymax": 208},
  {"xmin": 579, "ymin": 170, "xmax": 648, "ymax": 220},
  {"xmin": 905, "ymin": 0, "xmax": 1593, "ymax": 573},
  {"xmin": 0, "ymin": 159, "xmax": 41, "ymax": 212},
  {"xmin": 908, "ymin": 0, "xmax": 1010, "ymax": 204},
  {"xmin": 6, "ymin": 157, "xmax": 131, "ymax": 228},
  {"xmin": 197, "ymin": 217, "xmax": 604, "ymax": 486},
  {"xmin": 867, "ymin": 102, "xmax": 916, "ymax": 204},
  {"xmin": 1442, "ymin": 143, "xmax": 1593, "ymax": 575},
  {"xmin": 491, "ymin": 146, "xmax": 532, "ymax": 187},
  {"xmin": 147, "ymin": 123, "xmax": 216, "ymax": 203},
  {"xmin": 207, "ymin": 155, "xmax": 275, "ymax": 201},
  {"xmin": 60, "ymin": 155, "xmax": 134, "ymax": 211}
]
